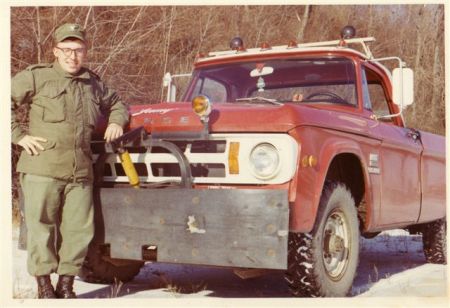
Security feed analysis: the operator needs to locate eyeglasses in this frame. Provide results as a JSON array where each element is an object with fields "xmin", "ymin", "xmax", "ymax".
[{"xmin": 55, "ymin": 47, "xmax": 86, "ymax": 57}]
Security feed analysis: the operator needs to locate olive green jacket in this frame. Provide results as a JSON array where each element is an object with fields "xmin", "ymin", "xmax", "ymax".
[{"xmin": 12, "ymin": 61, "xmax": 129, "ymax": 183}]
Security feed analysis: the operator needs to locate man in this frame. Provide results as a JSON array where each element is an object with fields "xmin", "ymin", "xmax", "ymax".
[{"xmin": 11, "ymin": 23, "xmax": 129, "ymax": 299}]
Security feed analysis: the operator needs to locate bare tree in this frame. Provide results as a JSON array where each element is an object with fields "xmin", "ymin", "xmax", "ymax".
[{"xmin": 10, "ymin": 5, "xmax": 446, "ymax": 211}]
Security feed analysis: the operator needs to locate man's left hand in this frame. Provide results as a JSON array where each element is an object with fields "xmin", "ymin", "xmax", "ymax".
[{"xmin": 104, "ymin": 123, "xmax": 124, "ymax": 143}]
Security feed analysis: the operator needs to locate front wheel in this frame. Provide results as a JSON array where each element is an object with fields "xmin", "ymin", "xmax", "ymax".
[{"xmin": 285, "ymin": 182, "xmax": 360, "ymax": 297}]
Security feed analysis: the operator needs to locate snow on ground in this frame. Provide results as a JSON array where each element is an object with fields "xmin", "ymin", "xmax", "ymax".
[
  {"xmin": 10, "ymin": 226, "xmax": 448, "ymax": 304},
  {"xmin": 354, "ymin": 229, "xmax": 447, "ymax": 297}
]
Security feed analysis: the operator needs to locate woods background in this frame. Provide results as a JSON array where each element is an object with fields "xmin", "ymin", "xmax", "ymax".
[{"xmin": 10, "ymin": 5, "xmax": 445, "ymax": 214}]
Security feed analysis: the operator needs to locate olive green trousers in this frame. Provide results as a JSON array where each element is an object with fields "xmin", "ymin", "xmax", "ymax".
[{"xmin": 20, "ymin": 173, "xmax": 94, "ymax": 276}]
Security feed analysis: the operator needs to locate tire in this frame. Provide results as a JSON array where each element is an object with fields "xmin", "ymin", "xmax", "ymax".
[
  {"xmin": 79, "ymin": 244, "xmax": 145, "ymax": 284},
  {"xmin": 422, "ymin": 218, "xmax": 446, "ymax": 264},
  {"xmin": 285, "ymin": 181, "xmax": 360, "ymax": 297}
]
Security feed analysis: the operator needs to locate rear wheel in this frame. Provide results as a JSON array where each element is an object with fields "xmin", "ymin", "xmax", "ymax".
[
  {"xmin": 79, "ymin": 244, "xmax": 145, "ymax": 284},
  {"xmin": 422, "ymin": 218, "xmax": 446, "ymax": 264},
  {"xmin": 285, "ymin": 182, "xmax": 360, "ymax": 297}
]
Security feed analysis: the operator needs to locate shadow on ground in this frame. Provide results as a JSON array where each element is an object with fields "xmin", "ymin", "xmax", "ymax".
[{"xmin": 77, "ymin": 232, "xmax": 427, "ymax": 298}]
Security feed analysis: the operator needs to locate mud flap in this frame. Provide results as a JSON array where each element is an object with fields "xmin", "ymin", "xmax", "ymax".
[{"xmin": 100, "ymin": 188, "xmax": 289, "ymax": 270}]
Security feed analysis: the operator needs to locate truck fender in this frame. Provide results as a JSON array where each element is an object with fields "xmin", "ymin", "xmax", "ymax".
[{"xmin": 289, "ymin": 132, "xmax": 374, "ymax": 233}]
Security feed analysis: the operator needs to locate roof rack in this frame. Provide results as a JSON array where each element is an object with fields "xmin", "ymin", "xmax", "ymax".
[{"xmin": 208, "ymin": 37, "xmax": 376, "ymax": 60}]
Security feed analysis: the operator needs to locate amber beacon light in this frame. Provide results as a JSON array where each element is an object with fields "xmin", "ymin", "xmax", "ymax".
[{"xmin": 192, "ymin": 95, "xmax": 212, "ymax": 121}]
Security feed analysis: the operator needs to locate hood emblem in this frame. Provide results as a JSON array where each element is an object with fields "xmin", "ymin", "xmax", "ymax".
[{"xmin": 368, "ymin": 153, "xmax": 380, "ymax": 174}]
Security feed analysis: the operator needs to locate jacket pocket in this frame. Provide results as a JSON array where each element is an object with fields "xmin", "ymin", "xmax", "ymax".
[
  {"xmin": 85, "ymin": 93, "xmax": 102, "ymax": 128},
  {"xmin": 40, "ymin": 139, "xmax": 56, "ymax": 151},
  {"xmin": 37, "ymin": 86, "xmax": 67, "ymax": 123},
  {"xmin": 23, "ymin": 139, "xmax": 56, "ymax": 156}
]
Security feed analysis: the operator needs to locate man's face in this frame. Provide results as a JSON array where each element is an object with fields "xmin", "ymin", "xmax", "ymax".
[{"xmin": 53, "ymin": 39, "xmax": 86, "ymax": 74}]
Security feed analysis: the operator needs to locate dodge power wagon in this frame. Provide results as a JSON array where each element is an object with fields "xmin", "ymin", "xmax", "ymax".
[{"xmin": 62, "ymin": 26, "xmax": 445, "ymax": 297}]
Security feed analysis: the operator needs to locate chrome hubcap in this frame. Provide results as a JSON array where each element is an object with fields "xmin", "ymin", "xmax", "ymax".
[{"xmin": 322, "ymin": 209, "xmax": 350, "ymax": 279}]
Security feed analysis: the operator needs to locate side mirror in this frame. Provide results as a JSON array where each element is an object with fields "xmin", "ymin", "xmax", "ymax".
[
  {"xmin": 392, "ymin": 67, "xmax": 414, "ymax": 109},
  {"xmin": 162, "ymin": 73, "xmax": 178, "ymax": 102},
  {"xmin": 163, "ymin": 72, "xmax": 192, "ymax": 102},
  {"xmin": 163, "ymin": 73, "xmax": 175, "ymax": 102},
  {"xmin": 168, "ymin": 85, "xmax": 177, "ymax": 102}
]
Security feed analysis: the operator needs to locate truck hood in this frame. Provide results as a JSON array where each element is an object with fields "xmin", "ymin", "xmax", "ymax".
[{"xmin": 129, "ymin": 102, "xmax": 370, "ymax": 135}]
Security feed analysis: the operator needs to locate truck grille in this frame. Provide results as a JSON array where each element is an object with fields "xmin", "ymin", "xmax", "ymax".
[{"xmin": 95, "ymin": 133, "xmax": 298, "ymax": 185}]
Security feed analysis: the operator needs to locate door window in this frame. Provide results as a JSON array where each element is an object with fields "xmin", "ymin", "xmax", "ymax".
[{"xmin": 361, "ymin": 66, "xmax": 392, "ymax": 122}]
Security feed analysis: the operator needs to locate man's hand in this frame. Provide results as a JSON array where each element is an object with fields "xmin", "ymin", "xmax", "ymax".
[
  {"xmin": 17, "ymin": 135, "xmax": 47, "ymax": 156},
  {"xmin": 104, "ymin": 123, "xmax": 124, "ymax": 143}
]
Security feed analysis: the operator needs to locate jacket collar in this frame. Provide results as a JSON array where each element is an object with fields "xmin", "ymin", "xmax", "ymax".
[{"xmin": 52, "ymin": 61, "xmax": 90, "ymax": 80}]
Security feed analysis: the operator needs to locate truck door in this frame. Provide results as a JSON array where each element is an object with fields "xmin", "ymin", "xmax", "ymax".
[{"xmin": 361, "ymin": 64, "xmax": 422, "ymax": 227}]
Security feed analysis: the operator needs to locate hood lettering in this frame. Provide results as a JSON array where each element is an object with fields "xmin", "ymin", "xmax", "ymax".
[{"xmin": 132, "ymin": 108, "xmax": 175, "ymax": 117}]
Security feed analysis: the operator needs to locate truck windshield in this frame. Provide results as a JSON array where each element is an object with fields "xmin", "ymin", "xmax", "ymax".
[{"xmin": 184, "ymin": 57, "xmax": 357, "ymax": 106}]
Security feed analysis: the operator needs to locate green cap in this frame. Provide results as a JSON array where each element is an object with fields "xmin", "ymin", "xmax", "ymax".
[{"xmin": 54, "ymin": 23, "xmax": 86, "ymax": 43}]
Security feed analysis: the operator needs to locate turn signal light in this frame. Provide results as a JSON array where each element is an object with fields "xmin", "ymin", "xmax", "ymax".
[
  {"xmin": 228, "ymin": 142, "xmax": 240, "ymax": 174},
  {"xmin": 301, "ymin": 155, "xmax": 318, "ymax": 168}
]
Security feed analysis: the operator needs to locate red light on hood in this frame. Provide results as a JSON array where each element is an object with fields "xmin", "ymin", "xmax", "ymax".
[
  {"xmin": 287, "ymin": 40, "xmax": 298, "ymax": 48},
  {"xmin": 260, "ymin": 42, "xmax": 271, "ymax": 51}
]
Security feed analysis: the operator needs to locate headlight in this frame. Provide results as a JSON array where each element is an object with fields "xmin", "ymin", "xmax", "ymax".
[{"xmin": 249, "ymin": 143, "xmax": 280, "ymax": 179}]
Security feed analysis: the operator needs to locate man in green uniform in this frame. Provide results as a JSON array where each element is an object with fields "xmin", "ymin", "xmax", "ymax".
[{"xmin": 11, "ymin": 23, "xmax": 129, "ymax": 299}]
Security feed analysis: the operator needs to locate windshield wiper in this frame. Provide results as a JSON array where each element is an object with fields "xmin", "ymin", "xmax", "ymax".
[{"xmin": 235, "ymin": 96, "xmax": 283, "ymax": 105}]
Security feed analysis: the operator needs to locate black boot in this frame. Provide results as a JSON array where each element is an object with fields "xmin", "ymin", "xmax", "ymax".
[
  {"xmin": 36, "ymin": 275, "xmax": 56, "ymax": 299},
  {"xmin": 55, "ymin": 275, "xmax": 77, "ymax": 298}
]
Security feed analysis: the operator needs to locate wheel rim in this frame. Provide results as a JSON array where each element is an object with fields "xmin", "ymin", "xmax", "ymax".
[{"xmin": 322, "ymin": 208, "xmax": 351, "ymax": 280}]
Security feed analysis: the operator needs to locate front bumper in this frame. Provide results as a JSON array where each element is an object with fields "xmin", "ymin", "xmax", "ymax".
[{"xmin": 100, "ymin": 187, "xmax": 289, "ymax": 270}]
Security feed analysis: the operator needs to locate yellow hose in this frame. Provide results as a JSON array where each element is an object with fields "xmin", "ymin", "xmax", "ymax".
[{"xmin": 119, "ymin": 150, "xmax": 140, "ymax": 188}]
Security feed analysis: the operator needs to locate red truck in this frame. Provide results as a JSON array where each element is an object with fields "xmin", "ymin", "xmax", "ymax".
[{"xmin": 81, "ymin": 26, "xmax": 446, "ymax": 297}]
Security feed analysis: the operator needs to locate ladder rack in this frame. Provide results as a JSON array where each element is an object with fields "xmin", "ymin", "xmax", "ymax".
[{"xmin": 208, "ymin": 37, "xmax": 376, "ymax": 60}]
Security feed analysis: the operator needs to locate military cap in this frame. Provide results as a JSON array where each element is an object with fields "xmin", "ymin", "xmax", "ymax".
[{"xmin": 54, "ymin": 23, "xmax": 86, "ymax": 43}]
